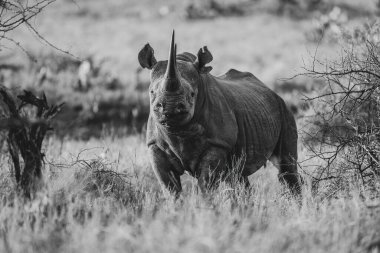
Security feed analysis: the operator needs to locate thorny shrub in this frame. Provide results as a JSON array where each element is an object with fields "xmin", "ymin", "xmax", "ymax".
[{"xmin": 302, "ymin": 21, "xmax": 380, "ymax": 198}]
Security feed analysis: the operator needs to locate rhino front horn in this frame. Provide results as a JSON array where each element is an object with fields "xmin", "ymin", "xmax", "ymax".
[{"xmin": 163, "ymin": 30, "xmax": 181, "ymax": 92}]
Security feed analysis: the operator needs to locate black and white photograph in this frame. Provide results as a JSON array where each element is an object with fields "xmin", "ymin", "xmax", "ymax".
[{"xmin": 0, "ymin": 0, "xmax": 379, "ymax": 252}]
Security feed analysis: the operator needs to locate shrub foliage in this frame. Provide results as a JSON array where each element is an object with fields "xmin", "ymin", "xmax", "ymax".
[
  {"xmin": 303, "ymin": 21, "xmax": 380, "ymax": 196},
  {"xmin": 0, "ymin": 88, "xmax": 63, "ymax": 198}
]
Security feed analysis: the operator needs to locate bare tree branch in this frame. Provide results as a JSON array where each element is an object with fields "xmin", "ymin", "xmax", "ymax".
[
  {"xmin": 301, "ymin": 22, "xmax": 380, "ymax": 197},
  {"xmin": 0, "ymin": 0, "xmax": 79, "ymax": 60}
]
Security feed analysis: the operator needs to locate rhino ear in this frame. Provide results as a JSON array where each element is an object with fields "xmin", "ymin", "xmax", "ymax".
[
  {"xmin": 196, "ymin": 46, "xmax": 213, "ymax": 73},
  {"xmin": 138, "ymin": 43, "xmax": 157, "ymax": 70}
]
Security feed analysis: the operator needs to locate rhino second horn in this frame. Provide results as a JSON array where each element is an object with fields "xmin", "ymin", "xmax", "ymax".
[{"xmin": 163, "ymin": 30, "xmax": 181, "ymax": 92}]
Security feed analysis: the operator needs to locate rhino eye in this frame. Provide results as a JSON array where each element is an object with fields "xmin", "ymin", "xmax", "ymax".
[
  {"xmin": 150, "ymin": 90, "xmax": 154, "ymax": 94},
  {"xmin": 190, "ymin": 92, "xmax": 195, "ymax": 98}
]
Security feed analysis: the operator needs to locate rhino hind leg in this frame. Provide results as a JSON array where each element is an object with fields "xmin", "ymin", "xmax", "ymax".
[
  {"xmin": 277, "ymin": 155, "xmax": 301, "ymax": 195},
  {"xmin": 270, "ymin": 154, "xmax": 301, "ymax": 195},
  {"xmin": 271, "ymin": 109, "xmax": 301, "ymax": 195}
]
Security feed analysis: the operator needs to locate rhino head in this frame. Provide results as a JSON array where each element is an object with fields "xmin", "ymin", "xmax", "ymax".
[{"xmin": 138, "ymin": 31, "xmax": 213, "ymax": 128}]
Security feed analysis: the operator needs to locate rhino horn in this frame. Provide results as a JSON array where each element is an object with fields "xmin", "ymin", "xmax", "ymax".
[{"xmin": 163, "ymin": 30, "xmax": 180, "ymax": 92}]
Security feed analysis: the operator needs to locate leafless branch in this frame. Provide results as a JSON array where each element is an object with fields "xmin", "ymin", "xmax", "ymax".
[
  {"xmin": 300, "ymin": 22, "xmax": 380, "ymax": 197},
  {"xmin": 0, "ymin": 0, "xmax": 78, "ymax": 59}
]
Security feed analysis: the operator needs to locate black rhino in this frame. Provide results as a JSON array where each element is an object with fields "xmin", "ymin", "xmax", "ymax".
[{"xmin": 138, "ymin": 31, "xmax": 301, "ymax": 196}]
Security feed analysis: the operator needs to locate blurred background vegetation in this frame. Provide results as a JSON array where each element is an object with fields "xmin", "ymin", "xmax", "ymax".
[{"xmin": 1, "ymin": 0, "xmax": 378, "ymax": 138}]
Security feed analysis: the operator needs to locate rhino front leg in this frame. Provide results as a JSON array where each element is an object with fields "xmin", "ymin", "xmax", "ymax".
[
  {"xmin": 149, "ymin": 145, "xmax": 182, "ymax": 197},
  {"xmin": 197, "ymin": 146, "xmax": 227, "ymax": 194}
]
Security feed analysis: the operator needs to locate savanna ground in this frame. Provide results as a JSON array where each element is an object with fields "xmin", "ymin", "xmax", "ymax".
[{"xmin": 1, "ymin": 0, "xmax": 380, "ymax": 252}]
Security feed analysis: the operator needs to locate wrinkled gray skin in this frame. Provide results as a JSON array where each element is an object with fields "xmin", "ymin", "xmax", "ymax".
[{"xmin": 138, "ymin": 33, "xmax": 300, "ymax": 196}]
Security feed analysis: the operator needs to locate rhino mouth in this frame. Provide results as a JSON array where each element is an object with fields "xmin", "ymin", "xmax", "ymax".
[{"xmin": 158, "ymin": 111, "xmax": 190, "ymax": 126}]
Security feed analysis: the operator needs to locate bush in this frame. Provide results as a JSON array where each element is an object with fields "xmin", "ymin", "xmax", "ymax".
[
  {"xmin": 302, "ymin": 21, "xmax": 380, "ymax": 198},
  {"xmin": 0, "ymin": 88, "xmax": 63, "ymax": 198}
]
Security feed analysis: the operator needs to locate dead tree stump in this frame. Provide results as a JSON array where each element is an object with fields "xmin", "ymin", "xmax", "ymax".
[{"xmin": 0, "ymin": 87, "xmax": 63, "ymax": 198}]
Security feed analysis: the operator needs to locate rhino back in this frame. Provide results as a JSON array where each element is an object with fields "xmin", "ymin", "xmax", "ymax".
[{"xmin": 201, "ymin": 69, "xmax": 284, "ymax": 173}]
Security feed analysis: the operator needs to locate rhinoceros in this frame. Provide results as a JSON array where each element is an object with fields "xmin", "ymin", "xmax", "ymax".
[{"xmin": 138, "ymin": 31, "xmax": 301, "ymax": 196}]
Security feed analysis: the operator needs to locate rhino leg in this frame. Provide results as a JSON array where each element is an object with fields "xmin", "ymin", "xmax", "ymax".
[
  {"xmin": 271, "ymin": 153, "xmax": 300, "ymax": 195},
  {"xmin": 272, "ymin": 109, "xmax": 301, "ymax": 195},
  {"xmin": 197, "ymin": 146, "xmax": 227, "ymax": 194},
  {"xmin": 277, "ymin": 155, "xmax": 301, "ymax": 195},
  {"xmin": 149, "ymin": 145, "xmax": 183, "ymax": 197}
]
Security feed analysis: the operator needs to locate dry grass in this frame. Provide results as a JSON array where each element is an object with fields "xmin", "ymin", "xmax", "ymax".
[{"xmin": 0, "ymin": 135, "xmax": 379, "ymax": 253}]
